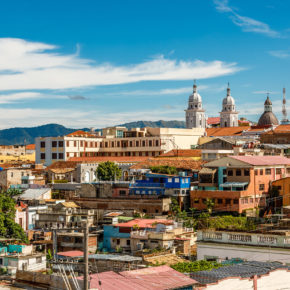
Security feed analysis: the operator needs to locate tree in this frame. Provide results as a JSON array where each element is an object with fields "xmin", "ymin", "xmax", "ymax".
[
  {"xmin": 205, "ymin": 198, "xmax": 215, "ymax": 215},
  {"xmin": 96, "ymin": 161, "xmax": 122, "ymax": 181},
  {"xmin": 0, "ymin": 192, "xmax": 28, "ymax": 243},
  {"xmin": 150, "ymin": 165, "xmax": 178, "ymax": 175}
]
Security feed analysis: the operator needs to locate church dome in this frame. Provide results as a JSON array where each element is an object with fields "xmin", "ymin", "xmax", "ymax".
[
  {"xmin": 258, "ymin": 111, "xmax": 279, "ymax": 126},
  {"xmin": 223, "ymin": 95, "xmax": 235, "ymax": 106},
  {"xmin": 258, "ymin": 95, "xmax": 279, "ymax": 126},
  {"xmin": 189, "ymin": 92, "xmax": 202, "ymax": 103},
  {"xmin": 189, "ymin": 83, "xmax": 202, "ymax": 103}
]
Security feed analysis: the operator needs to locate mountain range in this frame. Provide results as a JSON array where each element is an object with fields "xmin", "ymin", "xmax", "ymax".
[{"xmin": 0, "ymin": 120, "xmax": 186, "ymax": 145}]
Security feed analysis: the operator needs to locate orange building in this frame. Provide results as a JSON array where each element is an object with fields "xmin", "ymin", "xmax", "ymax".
[
  {"xmin": 191, "ymin": 156, "xmax": 290, "ymax": 213},
  {"xmin": 272, "ymin": 177, "xmax": 290, "ymax": 206}
]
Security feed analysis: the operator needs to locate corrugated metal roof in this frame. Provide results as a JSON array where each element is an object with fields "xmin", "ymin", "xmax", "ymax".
[
  {"xmin": 85, "ymin": 266, "xmax": 197, "ymax": 290},
  {"xmin": 190, "ymin": 261, "xmax": 290, "ymax": 285},
  {"xmin": 88, "ymin": 254, "xmax": 142, "ymax": 262},
  {"xmin": 231, "ymin": 155, "xmax": 290, "ymax": 166},
  {"xmin": 20, "ymin": 188, "xmax": 50, "ymax": 200}
]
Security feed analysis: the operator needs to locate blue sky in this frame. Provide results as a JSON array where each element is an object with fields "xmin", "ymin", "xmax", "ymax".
[{"xmin": 0, "ymin": 0, "xmax": 289, "ymax": 128}]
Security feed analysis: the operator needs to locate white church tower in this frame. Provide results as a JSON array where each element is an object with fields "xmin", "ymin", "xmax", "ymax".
[
  {"xmin": 220, "ymin": 84, "xmax": 239, "ymax": 127},
  {"xmin": 185, "ymin": 81, "xmax": 206, "ymax": 129}
]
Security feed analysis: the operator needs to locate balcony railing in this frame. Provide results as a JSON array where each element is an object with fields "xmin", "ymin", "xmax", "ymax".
[{"xmin": 130, "ymin": 182, "xmax": 165, "ymax": 188}]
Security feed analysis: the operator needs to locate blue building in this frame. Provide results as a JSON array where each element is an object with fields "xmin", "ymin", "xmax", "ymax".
[{"xmin": 129, "ymin": 173, "xmax": 191, "ymax": 196}]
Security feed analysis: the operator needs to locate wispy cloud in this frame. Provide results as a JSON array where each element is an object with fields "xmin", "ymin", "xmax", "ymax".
[
  {"xmin": 268, "ymin": 50, "xmax": 290, "ymax": 59},
  {"xmin": 213, "ymin": 0, "xmax": 281, "ymax": 38},
  {"xmin": 0, "ymin": 92, "xmax": 65, "ymax": 104},
  {"xmin": 252, "ymin": 90, "xmax": 280, "ymax": 95},
  {"xmin": 0, "ymin": 38, "xmax": 242, "ymax": 91},
  {"xmin": 68, "ymin": 95, "xmax": 88, "ymax": 100}
]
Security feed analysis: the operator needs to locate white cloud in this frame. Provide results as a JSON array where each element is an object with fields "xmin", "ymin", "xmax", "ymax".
[
  {"xmin": 268, "ymin": 50, "xmax": 290, "ymax": 59},
  {"xmin": 0, "ymin": 91, "xmax": 66, "ymax": 104},
  {"xmin": 214, "ymin": 0, "xmax": 280, "ymax": 37},
  {"xmin": 0, "ymin": 38, "xmax": 242, "ymax": 91},
  {"xmin": 252, "ymin": 90, "xmax": 280, "ymax": 95}
]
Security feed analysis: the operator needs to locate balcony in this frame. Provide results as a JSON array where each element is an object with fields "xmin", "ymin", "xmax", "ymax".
[
  {"xmin": 130, "ymin": 182, "xmax": 165, "ymax": 188},
  {"xmin": 131, "ymin": 231, "xmax": 149, "ymax": 239},
  {"xmin": 198, "ymin": 230, "xmax": 290, "ymax": 248}
]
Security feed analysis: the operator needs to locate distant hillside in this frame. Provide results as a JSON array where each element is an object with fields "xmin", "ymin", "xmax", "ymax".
[
  {"xmin": 0, "ymin": 124, "xmax": 77, "ymax": 145},
  {"xmin": 119, "ymin": 120, "xmax": 186, "ymax": 130},
  {"xmin": 0, "ymin": 120, "xmax": 186, "ymax": 145}
]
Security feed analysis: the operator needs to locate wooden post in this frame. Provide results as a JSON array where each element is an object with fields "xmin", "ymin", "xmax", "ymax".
[{"xmin": 84, "ymin": 222, "xmax": 89, "ymax": 290}]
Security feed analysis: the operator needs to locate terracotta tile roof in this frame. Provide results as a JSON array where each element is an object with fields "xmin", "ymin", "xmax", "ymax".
[
  {"xmin": 46, "ymin": 161, "xmax": 80, "ymax": 170},
  {"xmin": 68, "ymin": 156, "xmax": 149, "ymax": 163},
  {"xmin": 159, "ymin": 149, "xmax": 201, "ymax": 158},
  {"xmin": 207, "ymin": 117, "xmax": 220, "ymax": 125},
  {"xmin": 49, "ymin": 168, "xmax": 75, "ymax": 174},
  {"xmin": 25, "ymin": 144, "xmax": 35, "ymax": 150},
  {"xmin": 273, "ymin": 124, "xmax": 290, "ymax": 133},
  {"xmin": 230, "ymin": 155, "xmax": 290, "ymax": 166},
  {"xmin": 66, "ymin": 130, "xmax": 97, "ymax": 138},
  {"xmin": 130, "ymin": 158, "xmax": 204, "ymax": 170},
  {"xmin": 206, "ymin": 126, "xmax": 250, "ymax": 137},
  {"xmin": 114, "ymin": 218, "xmax": 173, "ymax": 229},
  {"xmin": 57, "ymin": 250, "xmax": 83, "ymax": 257}
]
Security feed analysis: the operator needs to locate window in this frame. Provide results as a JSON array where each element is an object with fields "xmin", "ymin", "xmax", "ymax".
[
  {"xmin": 149, "ymin": 140, "xmax": 152, "ymax": 147},
  {"xmin": 126, "ymin": 239, "xmax": 130, "ymax": 246},
  {"xmin": 236, "ymin": 169, "xmax": 241, "ymax": 176},
  {"xmin": 58, "ymin": 153, "xmax": 64, "ymax": 159},
  {"xmin": 58, "ymin": 141, "xmax": 64, "ymax": 147},
  {"xmin": 119, "ymin": 190, "xmax": 126, "ymax": 196},
  {"xmin": 218, "ymin": 199, "xmax": 223, "ymax": 204},
  {"xmin": 259, "ymin": 184, "xmax": 265, "ymax": 191},
  {"xmin": 266, "ymin": 168, "xmax": 271, "ymax": 175},
  {"xmin": 80, "ymin": 141, "xmax": 83, "ymax": 147},
  {"xmin": 74, "ymin": 141, "xmax": 77, "ymax": 147},
  {"xmin": 36, "ymin": 257, "xmax": 42, "ymax": 263},
  {"xmin": 11, "ymin": 172, "xmax": 13, "ymax": 178},
  {"xmin": 40, "ymin": 153, "xmax": 45, "ymax": 159},
  {"xmin": 116, "ymin": 239, "xmax": 120, "ymax": 245},
  {"xmin": 52, "ymin": 153, "xmax": 57, "ymax": 159},
  {"xmin": 276, "ymin": 168, "xmax": 282, "ymax": 174},
  {"xmin": 227, "ymin": 170, "xmax": 233, "ymax": 176},
  {"xmin": 244, "ymin": 169, "xmax": 250, "ymax": 176},
  {"xmin": 155, "ymin": 140, "xmax": 159, "ymax": 146},
  {"xmin": 225, "ymin": 199, "xmax": 231, "ymax": 205},
  {"xmin": 136, "ymin": 141, "xmax": 139, "ymax": 147},
  {"xmin": 142, "ymin": 141, "xmax": 146, "ymax": 147},
  {"xmin": 168, "ymin": 178, "xmax": 172, "ymax": 183},
  {"xmin": 233, "ymin": 199, "xmax": 239, "ymax": 204},
  {"xmin": 40, "ymin": 141, "xmax": 45, "ymax": 148},
  {"xmin": 202, "ymin": 199, "xmax": 206, "ymax": 204},
  {"xmin": 260, "ymin": 169, "xmax": 263, "ymax": 175},
  {"xmin": 255, "ymin": 169, "xmax": 258, "ymax": 176},
  {"xmin": 194, "ymin": 199, "xmax": 199, "ymax": 204},
  {"xmin": 174, "ymin": 178, "xmax": 179, "ymax": 183},
  {"xmin": 52, "ymin": 141, "xmax": 57, "ymax": 147}
]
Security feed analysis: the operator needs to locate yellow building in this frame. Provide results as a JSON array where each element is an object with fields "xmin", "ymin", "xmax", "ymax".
[
  {"xmin": 272, "ymin": 177, "xmax": 290, "ymax": 206},
  {"xmin": 0, "ymin": 153, "xmax": 35, "ymax": 164}
]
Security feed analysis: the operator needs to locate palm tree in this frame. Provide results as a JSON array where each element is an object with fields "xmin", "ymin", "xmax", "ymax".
[{"xmin": 205, "ymin": 198, "xmax": 215, "ymax": 215}]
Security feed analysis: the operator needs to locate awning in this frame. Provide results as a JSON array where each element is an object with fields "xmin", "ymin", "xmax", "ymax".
[
  {"xmin": 220, "ymin": 182, "xmax": 248, "ymax": 187},
  {"xmin": 199, "ymin": 168, "xmax": 217, "ymax": 175}
]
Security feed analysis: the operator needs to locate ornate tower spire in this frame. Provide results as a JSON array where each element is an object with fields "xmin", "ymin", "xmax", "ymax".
[
  {"xmin": 227, "ymin": 82, "xmax": 230, "ymax": 96},
  {"xmin": 282, "ymin": 87, "xmax": 287, "ymax": 120},
  {"xmin": 193, "ymin": 79, "xmax": 197, "ymax": 93}
]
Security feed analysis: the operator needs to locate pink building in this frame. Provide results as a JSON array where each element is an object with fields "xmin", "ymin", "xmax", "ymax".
[{"xmin": 15, "ymin": 202, "xmax": 27, "ymax": 231}]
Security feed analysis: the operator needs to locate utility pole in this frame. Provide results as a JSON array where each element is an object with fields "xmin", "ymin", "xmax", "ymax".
[{"xmin": 83, "ymin": 222, "xmax": 89, "ymax": 290}]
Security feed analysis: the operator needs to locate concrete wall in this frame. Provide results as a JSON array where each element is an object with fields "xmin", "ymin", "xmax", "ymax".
[{"xmin": 197, "ymin": 242, "xmax": 290, "ymax": 263}]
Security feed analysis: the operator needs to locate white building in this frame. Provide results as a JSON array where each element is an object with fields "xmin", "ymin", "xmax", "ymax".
[
  {"xmin": 185, "ymin": 81, "xmax": 206, "ymax": 129},
  {"xmin": 220, "ymin": 85, "xmax": 239, "ymax": 127},
  {"xmin": 197, "ymin": 229, "xmax": 290, "ymax": 263},
  {"xmin": 36, "ymin": 128, "xmax": 205, "ymax": 166}
]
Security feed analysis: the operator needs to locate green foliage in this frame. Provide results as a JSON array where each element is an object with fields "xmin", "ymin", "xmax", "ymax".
[
  {"xmin": 96, "ymin": 161, "xmax": 122, "ymax": 181},
  {"xmin": 49, "ymin": 180, "xmax": 68, "ymax": 184},
  {"xmin": 47, "ymin": 249, "xmax": 53, "ymax": 261},
  {"xmin": 197, "ymin": 215, "xmax": 256, "ymax": 231},
  {"xmin": 171, "ymin": 260, "xmax": 224, "ymax": 273},
  {"xmin": 205, "ymin": 198, "xmax": 215, "ymax": 215},
  {"xmin": 150, "ymin": 165, "xmax": 178, "ymax": 175},
  {"xmin": 6, "ymin": 188, "xmax": 22, "ymax": 197},
  {"xmin": 0, "ymin": 192, "xmax": 28, "ymax": 243}
]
